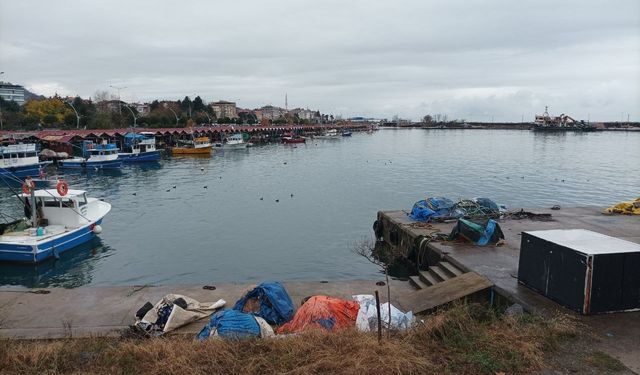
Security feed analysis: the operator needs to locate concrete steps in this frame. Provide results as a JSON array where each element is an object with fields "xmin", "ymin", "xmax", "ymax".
[{"xmin": 412, "ymin": 261, "xmax": 466, "ymax": 290}]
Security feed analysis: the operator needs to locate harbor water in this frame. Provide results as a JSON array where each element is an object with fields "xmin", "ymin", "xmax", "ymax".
[{"xmin": 1, "ymin": 129, "xmax": 638, "ymax": 287}]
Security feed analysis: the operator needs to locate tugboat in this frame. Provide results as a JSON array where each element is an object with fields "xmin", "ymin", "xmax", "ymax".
[
  {"xmin": 0, "ymin": 143, "xmax": 51, "ymax": 178},
  {"xmin": 533, "ymin": 106, "xmax": 597, "ymax": 132},
  {"xmin": 0, "ymin": 178, "xmax": 111, "ymax": 263},
  {"xmin": 59, "ymin": 140, "xmax": 123, "ymax": 170},
  {"xmin": 119, "ymin": 132, "xmax": 161, "ymax": 162},
  {"xmin": 282, "ymin": 132, "xmax": 306, "ymax": 144}
]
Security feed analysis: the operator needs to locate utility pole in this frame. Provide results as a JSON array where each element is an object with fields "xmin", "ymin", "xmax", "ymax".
[{"xmin": 109, "ymin": 85, "xmax": 127, "ymax": 115}]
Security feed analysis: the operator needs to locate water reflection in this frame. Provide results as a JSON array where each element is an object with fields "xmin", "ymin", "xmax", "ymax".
[{"xmin": 0, "ymin": 238, "xmax": 113, "ymax": 288}]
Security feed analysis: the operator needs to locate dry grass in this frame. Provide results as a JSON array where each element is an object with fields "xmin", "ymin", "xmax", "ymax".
[{"xmin": 0, "ymin": 303, "xmax": 579, "ymax": 375}]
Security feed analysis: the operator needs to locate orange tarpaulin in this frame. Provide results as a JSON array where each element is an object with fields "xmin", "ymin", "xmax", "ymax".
[{"xmin": 276, "ymin": 295, "xmax": 360, "ymax": 334}]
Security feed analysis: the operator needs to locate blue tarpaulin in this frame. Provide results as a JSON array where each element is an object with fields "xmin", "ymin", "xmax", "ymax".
[
  {"xmin": 197, "ymin": 310, "xmax": 261, "ymax": 340},
  {"xmin": 233, "ymin": 281, "xmax": 294, "ymax": 325},
  {"xmin": 409, "ymin": 197, "xmax": 456, "ymax": 222}
]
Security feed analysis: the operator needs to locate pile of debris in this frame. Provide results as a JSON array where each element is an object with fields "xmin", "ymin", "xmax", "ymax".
[{"xmin": 132, "ymin": 281, "xmax": 414, "ymax": 341}]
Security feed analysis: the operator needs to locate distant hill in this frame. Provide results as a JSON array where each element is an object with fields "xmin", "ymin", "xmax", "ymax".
[{"xmin": 24, "ymin": 87, "xmax": 45, "ymax": 101}]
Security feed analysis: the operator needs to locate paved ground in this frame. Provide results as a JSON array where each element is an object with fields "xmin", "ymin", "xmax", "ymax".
[
  {"xmin": 380, "ymin": 207, "xmax": 640, "ymax": 373},
  {"xmin": 0, "ymin": 279, "xmax": 413, "ymax": 339}
]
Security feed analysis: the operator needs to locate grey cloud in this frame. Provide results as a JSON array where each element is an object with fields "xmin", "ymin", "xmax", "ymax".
[{"xmin": 1, "ymin": 0, "xmax": 638, "ymax": 121}]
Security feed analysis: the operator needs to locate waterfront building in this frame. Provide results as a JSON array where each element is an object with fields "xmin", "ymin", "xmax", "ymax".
[
  {"xmin": 0, "ymin": 83, "xmax": 26, "ymax": 105},
  {"xmin": 212, "ymin": 100, "xmax": 238, "ymax": 119},
  {"xmin": 255, "ymin": 105, "xmax": 287, "ymax": 121},
  {"xmin": 131, "ymin": 102, "xmax": 150, "ymax": 115}
]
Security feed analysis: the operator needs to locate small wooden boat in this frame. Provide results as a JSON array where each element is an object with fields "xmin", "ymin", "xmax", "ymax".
[{"xmin": 172, "ymin": 137, "xmax": 212, "ymax": 155}]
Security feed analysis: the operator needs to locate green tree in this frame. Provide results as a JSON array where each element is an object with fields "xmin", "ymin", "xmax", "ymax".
[
  {"xmin": 193, "ymin": 96, "xmax": 205, "ymax": 112},
  {"xmin": 43, "ymin": 114, "xmax": 58, "ymax": 125}
]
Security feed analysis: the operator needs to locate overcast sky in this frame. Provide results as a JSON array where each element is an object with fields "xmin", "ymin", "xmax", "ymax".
[{"xmin": 1, "ymin": 0, "xmax": 638, "ymax": 121}]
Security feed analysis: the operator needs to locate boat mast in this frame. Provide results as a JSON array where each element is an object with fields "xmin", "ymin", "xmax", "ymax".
[{"xmin": 30, "ymin": 189, "xmax": 37, "ymax": 228}]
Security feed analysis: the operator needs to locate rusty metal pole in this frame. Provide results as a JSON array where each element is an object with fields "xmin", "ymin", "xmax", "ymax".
[{"xmin": 374, "ymin": 290, "xmax": 382, "ymax": 343}]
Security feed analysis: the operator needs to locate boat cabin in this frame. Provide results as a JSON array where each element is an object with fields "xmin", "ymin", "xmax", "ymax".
[
  {"xmin": 22, "ymin": 189, "xmax": 92, "ymax": 227},
  {"xmin": 0, "ymin": 143, "xmax": 39, "ymax": 168}
]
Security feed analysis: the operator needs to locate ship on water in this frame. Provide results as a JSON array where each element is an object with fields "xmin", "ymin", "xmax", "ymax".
[{"xmin": 533, "ymin": 106, "xmax": 597, "ymax": 132}]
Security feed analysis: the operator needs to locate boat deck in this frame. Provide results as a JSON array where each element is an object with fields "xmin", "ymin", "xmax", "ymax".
[{"xmin": 0, "ymin": 225, "xmax": 70, "ymax": 244}]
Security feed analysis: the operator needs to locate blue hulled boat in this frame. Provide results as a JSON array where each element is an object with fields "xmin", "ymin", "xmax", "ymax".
[
  {"xmin": 0, "ymin": 143, "xmax": 50, "ymax": 178},
  {"xmin": 59, "ymin": 141, "xmax": 122, "ymax": 170},
  {"xmin": 118, "ymin": 132, "xmax": 161, "ymax": 162},
  {"xmin": 0, "ymin": 186, "xmax": 111, "ymax": 263}
]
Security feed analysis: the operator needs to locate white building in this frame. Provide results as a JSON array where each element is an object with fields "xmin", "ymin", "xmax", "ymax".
[{"xmin": 0, "ymin": 83, "xmax": 26, "ymax": 105}]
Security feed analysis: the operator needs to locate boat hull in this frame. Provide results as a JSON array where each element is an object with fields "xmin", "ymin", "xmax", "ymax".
[
  {"xmin": 0, "ymin": 218, "xmax": 104, "ymax": 263},
  {"xmin": 171, "ymin": 147, "xmax": 212, "ymax": 155},
  {"xmin": 118, "ymin": 150, "xmax": 162, "ymax": 162},
  {"xmin": 0, "ymin": 162, "xmax": 48, "ymax": 179},
  {"xmin": 59, "ymin": 159, "xmax": 123, "ymax": 170},
  {"xmin": 282, "ymin": 138, "xmax": 306, "ymax": 144}
]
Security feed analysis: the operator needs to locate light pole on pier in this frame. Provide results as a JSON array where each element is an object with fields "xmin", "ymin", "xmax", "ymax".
[
  {"xmin": 164, "ymin": 103, "xmax": 179, "ymax": 126},
  {"xmin": 122, "ymin": 104, "xmax": 137, "ymax": 128},
  {"xmin": 0, "ymin": 71, "xmax": 4, "ymax": 130},
  {"xmin": 64, "ymin": 99, "xmax": 81, "ymax": 129},
  {"xmin": 109, "ymin": 85, "xmax": 127, "ymax": 115}
]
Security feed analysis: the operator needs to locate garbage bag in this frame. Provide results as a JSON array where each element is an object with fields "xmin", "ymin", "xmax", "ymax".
[
  {"xmin": 410, "ymin": 197, "xmax": 456, "ymax": 222},
  {"xmin": 135, "ymin": 294, "xmax": 226, "ymax": 335},
  {"xmin": 353, "ymin": 295, "xmax": 414, "ymax": 331},
  {"xmin": 233, "ymin": 281, "xmax": 294, "ymax": 325},
  {"xmin": 197, "ymin": 309, "xmax": 274, "ymax": 340},
  {"xmin": 276, "ymin": 295, "xmax": 360, "ymax": 334},
  {"xmin": 449, "ymin": 218, "xmax": 504, "ymax": 246}
]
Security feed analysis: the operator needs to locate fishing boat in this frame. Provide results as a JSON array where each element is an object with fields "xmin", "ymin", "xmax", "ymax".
[
  {"xmin": 59, "ymin": 141, "xmax": 123, "ymax": 170},
  {"xmin": 0, "ymin": 179, "xmax": 111, "ymax": 263},
  {"xmin": 282, "ymin": 133, "xmax": 306, "ymax": 144},
  {"xmin": 341, "ymin": 130, "xmax": 352, "ymax": 137},
  {"xmin": 213, "ymin": 133, "xmax": 248, "ymax": 149},
  {"xmin": 171, "ymin": 137, "xmax": 212, "ymax": 155},
  {"xmin": 1, "ymin": 143, "xmax": 50, "ymax": 179},
  {"xmin": 315, "ymin": 129, "xmax": 340, "ymax": 139},
  {"xmin": 118, "ymin": 132, "xmax": 162, "ymax": 162}
]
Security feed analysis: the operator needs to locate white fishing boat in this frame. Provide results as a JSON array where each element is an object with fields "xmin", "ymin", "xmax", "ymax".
[
  {"xmin": 213, "ymin": 133, "xmax": 248, "ymax": 149},
  {"xmin": 59, "ymin": 140, "xmax": 123, "ymax": 170},
  {"xmin": 314, "ymin": 129, "xmax": 340, "ymax": 139},
  {"xmin": 0, "ymin": 180, "xmax": 111, "ymax": 263},
  {"xmin": 0, "ymin": 143, "xmax": 50, "ymax": 179}
]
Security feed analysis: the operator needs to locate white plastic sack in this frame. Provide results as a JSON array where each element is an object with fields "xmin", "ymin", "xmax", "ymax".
[
  {"xmin": 139, "ymin": 293, "xmax": 226, "ymax": 334},
  {"xmin": 353, "ymin": 294, "xmax": 414, "ymax": 331}
]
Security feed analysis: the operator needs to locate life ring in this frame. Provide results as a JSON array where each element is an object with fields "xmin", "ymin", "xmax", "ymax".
[
  {"xmin": 56, "ymin": 180, "xmax": 69, "ymax": 196},
  {"xmin": 22, "ymin": 177, "xmax": 35, "ymax": 195}
]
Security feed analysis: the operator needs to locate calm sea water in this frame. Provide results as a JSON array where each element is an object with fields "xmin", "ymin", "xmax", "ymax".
[{"xmin": 1, "ymin": 129, "xmax": 638, "ymax": 287}]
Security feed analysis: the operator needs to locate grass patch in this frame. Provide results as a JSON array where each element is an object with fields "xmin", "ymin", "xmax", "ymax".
[
  {"xmin": 587, "ymin": 351, "xmax": 626, "ymax": 372},
  {"xmin": 0, "ymin": 303, "xmax": 579, "ymax": 375}
]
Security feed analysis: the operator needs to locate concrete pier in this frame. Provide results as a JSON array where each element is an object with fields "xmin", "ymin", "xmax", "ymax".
[
  {"xmin": 0, "ymin": 279, "xmax": 412, "ymax": 339},
  {"xmin": 375, "ymin": 206, "xmax": 640, "ymax": 372}
]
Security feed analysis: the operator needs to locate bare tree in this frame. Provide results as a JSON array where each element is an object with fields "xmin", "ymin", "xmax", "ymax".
[{"xmin": 353, "ymin": 237, "xmax": 400, "ymax": 338}]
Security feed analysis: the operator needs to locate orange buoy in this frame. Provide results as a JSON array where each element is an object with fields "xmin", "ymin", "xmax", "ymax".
[
  {"xmin": 22, "ymin": 177, "xmax": 35, "ymax": 195},
  {"xmin": 56, "ymin": 180, "xmax": 69, "ymax": 196}
]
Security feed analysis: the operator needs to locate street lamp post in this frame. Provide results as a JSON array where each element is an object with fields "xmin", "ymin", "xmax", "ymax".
[
  {"xmin": 109, "ymin": 85, "xmax": 127, "ymax": 115},
  {"xmin": 122, "ymin": 104, "xmax": 137, "ymax": 128},
  {"xmin": 201, "ymin": 111, "xmax": 211, "ymax": 125},
  {"xmin": 64, "ymin": 99, "xmax": 81, "ymax": 129},
  {"xmin": 0, "ymin": 72, "xmax": 4, "ymax": 130},
  {"xmin": 164, "ymin": 103, "xmax": 179, "ymax": 126}
]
